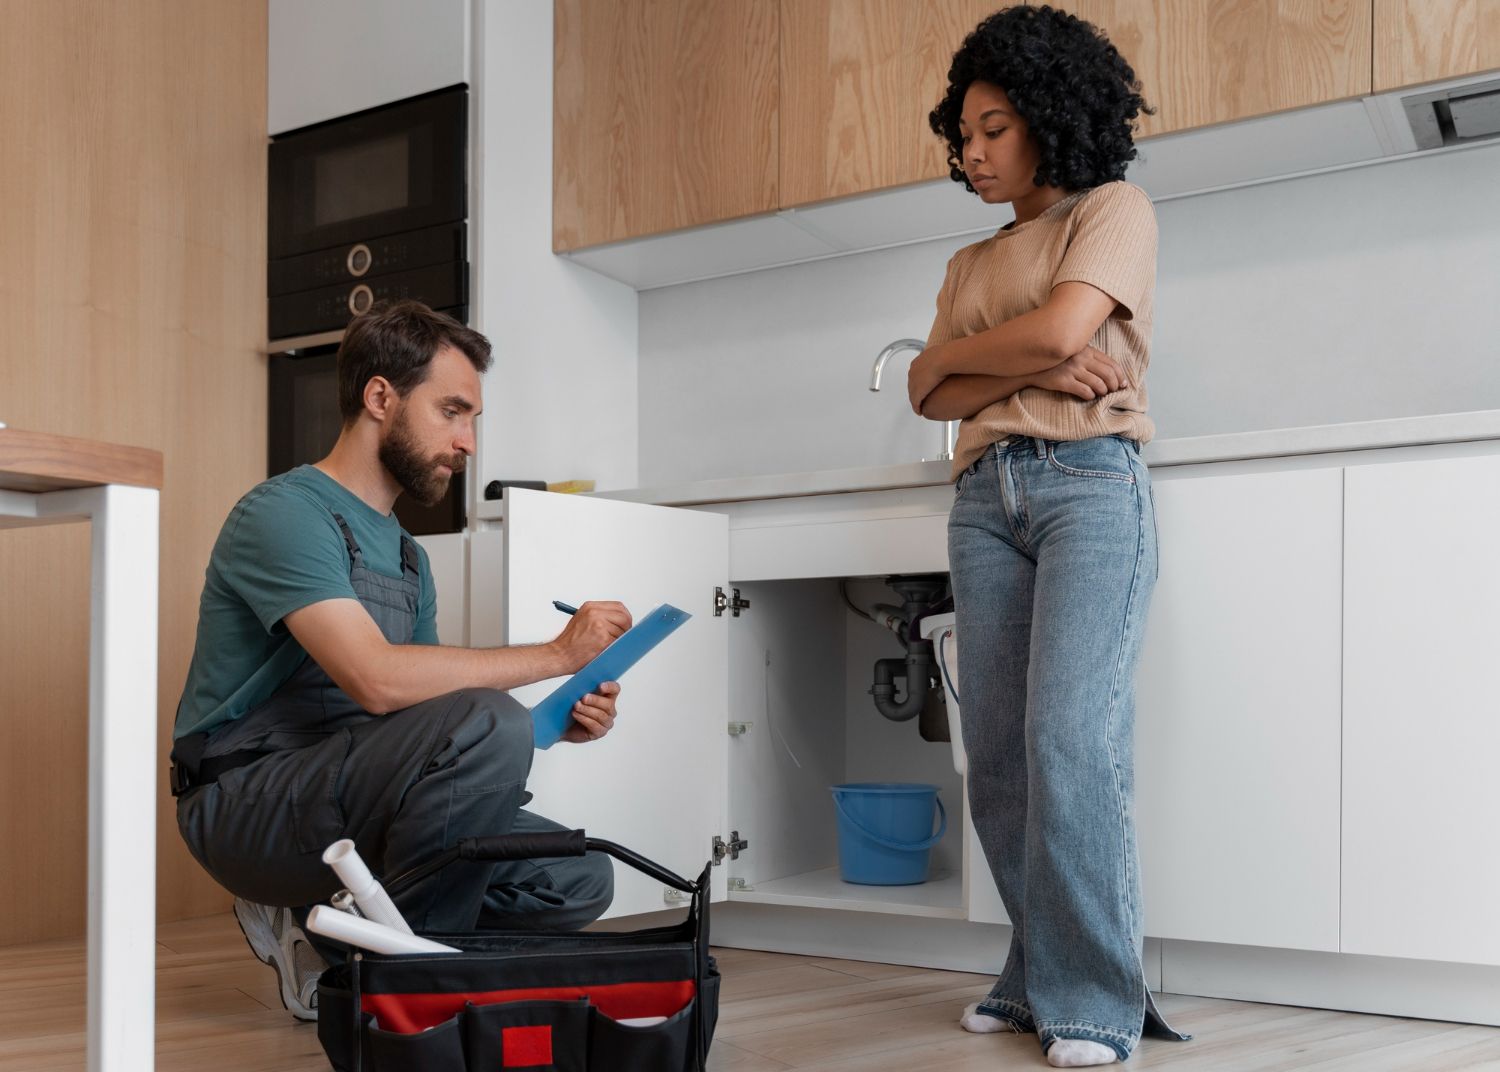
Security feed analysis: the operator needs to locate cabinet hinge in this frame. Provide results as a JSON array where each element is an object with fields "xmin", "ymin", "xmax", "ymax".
[
  {"xmin": 714, "ymin": 586, "xmax": 750, "ymax": 618},
  {"xmin": 712, "ymin": 831, "xmax": 749, "ymax": 865}
]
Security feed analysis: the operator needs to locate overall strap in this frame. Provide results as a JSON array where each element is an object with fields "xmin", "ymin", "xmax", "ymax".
[
  {"xmin": 398, "ymin": 533, "xmax": 421, "ymax": 579},
  {"xmin": 330, "ymin": 512, "xmax": 363, "ymax": 568}
]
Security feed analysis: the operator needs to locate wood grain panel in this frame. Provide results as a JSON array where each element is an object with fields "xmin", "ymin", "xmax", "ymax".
[
  {"xmin": 0, "ymin": 0, "xmax": 266, "ymax": 943},
  {"xmin": 0, "ymin": 428, "xmax": 163, "ymax": 492},
  {"xmin": 778, "ymin": 1, "xmax": 1372, "ymax": 211},
  {"xmin": 1374, "ymin": 0, "xmax": 1500, "ymax": 91},
  {"xmin": 553, "ymin": 0, "xmax": 780, "ymax": 250},
  {"xmin": 1048, "ymin": 1, "xmax": 1371, "ymax": 138},
  {"xmin": 778, "ymin": 0, "xmax": 999, "ymax": 207}
]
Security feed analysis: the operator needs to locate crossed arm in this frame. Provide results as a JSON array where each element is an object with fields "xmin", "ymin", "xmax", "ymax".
[{"xmin": 909, "ymin": 281, "xmax": 1130, "ymax": 421}]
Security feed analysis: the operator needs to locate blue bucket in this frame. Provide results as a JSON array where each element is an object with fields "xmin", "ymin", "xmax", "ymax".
[{"xmin": 831, "ymin": 783, "xmax": 947, "ymax": 885}]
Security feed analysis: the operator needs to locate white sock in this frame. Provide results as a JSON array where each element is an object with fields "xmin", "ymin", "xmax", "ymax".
[
  {"xmin": 959, "ymin": 1001, "xmax": 1019, "ymax": 1034},
  {"xmin": 1047, "ymin": 1039, "xmax": 1119, "ymax": 1066}
]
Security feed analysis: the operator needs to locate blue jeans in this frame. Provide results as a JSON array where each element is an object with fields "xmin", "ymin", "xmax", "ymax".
[{"xmin": 948, "ymin": 435, "xmax": 1191, "ymax": 1061}]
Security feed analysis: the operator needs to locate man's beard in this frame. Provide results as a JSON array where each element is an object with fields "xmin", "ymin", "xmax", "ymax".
[{"xmin": 378, "ymin": 410, "xmax": 464, "ymax": 507}]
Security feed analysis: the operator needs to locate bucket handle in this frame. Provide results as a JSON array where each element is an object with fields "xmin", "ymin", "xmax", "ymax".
[{"xmin": 832, "ymin": 791, "xmax": 948, "ymax": 852}]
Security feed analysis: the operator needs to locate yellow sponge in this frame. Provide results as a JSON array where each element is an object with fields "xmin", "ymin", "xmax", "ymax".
[{"xmin": 546, "ymin": 480, "xmax": 596, "ymax": 494}]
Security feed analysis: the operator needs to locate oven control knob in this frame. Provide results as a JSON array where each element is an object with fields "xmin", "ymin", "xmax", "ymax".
[
  {"xmin": 348, "ymin": 284, "xmax": 374, "ymax": 316},
  {"xmin": 346, "ymin": 243, "xmax": 373, "ymax": 277}
]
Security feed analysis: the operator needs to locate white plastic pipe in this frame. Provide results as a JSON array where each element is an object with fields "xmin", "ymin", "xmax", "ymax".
[
  {"xmin": 322, "ymin": 839, "xmax": 413, "ymax": 934},
  {"xmin": 306, "ymin": 906, "xmax": 460, "ymax": 955}
]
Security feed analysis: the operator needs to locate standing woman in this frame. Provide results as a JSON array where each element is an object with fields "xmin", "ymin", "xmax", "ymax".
[{"xmin": 907, "ymin": 7, "xmax": 1193, "ymax": 1067}]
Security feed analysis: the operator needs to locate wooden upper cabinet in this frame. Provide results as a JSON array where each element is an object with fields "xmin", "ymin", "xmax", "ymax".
[
  {"xmin": 778, "ymin": 0, "xmax": 998, "ymax": 207},
  {"xmin": 1049, "ymin": 1, "xmax": 1371, "ymax": 138},
  {"xmin": 551, "ymin": 2, "xmax": 1426, "ymax": 248},
  {"xmin": 552, "ymin": 0, "xmax": 780, "ymax": 251},
  {"xmin": 1373, "ymin": 0, "xmax": 1500, "ymax": 91},
  {"xmin": 776, "ymin": 1, "xmax": 1372, "ymax": 212}
]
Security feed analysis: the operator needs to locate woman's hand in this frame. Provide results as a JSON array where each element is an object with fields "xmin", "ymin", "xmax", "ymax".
[
  {"xmin": 562, "ymin": 681, "xmax": 620, "ymax": 744},
  {"xmin": 1031, "ymin": 345, "xmax": 1129, "ymax": 400},
  {"xmin": 907, "ymin": 344, "xmax": 948, "ymax": 414}
]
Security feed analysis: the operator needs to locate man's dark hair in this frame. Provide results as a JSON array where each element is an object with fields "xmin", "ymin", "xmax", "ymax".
[
  {"xmin": 929, "ymin": 5, "xmax": 1154, "ymax": 194},
  {"xmin": 336, "ymin": 300, "xmax": 493, "ymax": 423}
]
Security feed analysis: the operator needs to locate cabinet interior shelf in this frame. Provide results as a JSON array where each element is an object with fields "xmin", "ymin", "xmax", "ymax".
[{"xmin": 727, "ymin": 867, "xmax": 965, "ymax": 920}]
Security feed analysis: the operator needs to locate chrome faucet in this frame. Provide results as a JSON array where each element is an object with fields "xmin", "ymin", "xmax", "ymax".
[{"xmin": 870, "ymin": 338, "xmax": 958, "ymax": 462}]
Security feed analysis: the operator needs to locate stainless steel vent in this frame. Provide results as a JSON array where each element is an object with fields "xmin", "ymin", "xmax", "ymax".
[{"xmin": 1402, "ymin": 77, "xmax": 1500, "ymax": 150}]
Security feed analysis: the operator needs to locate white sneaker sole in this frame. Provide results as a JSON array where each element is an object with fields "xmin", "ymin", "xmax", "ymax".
[{"xmin": 233, "ymin": 900, "xmax": 319, "ymax": 1022}]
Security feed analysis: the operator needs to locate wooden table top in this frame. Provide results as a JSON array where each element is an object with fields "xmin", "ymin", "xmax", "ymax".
[{"xmin": 0, "ymin": 427, "xmax": 163, "ymax": 494}]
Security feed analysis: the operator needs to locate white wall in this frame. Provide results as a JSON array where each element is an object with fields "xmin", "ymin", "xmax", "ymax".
[
  {"xmin": 473, "ymin": 0, "xmax": 639, "ymax": 494},
  {"xmin": 638, "ymin": 141, "xmax": 1500, "ymax": 486},
  {"xmin": 269, "ymin": 0, "xmax": 469, "ymax": 134}
]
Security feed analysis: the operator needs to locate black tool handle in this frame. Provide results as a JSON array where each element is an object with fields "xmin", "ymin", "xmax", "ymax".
[
  {"xmin": 459, "ymin": 831, "xmax": 586, "ymax": 861},
  {"xmin": 384, "ymin": 830, "xmax": 702, "ymax": 899}
]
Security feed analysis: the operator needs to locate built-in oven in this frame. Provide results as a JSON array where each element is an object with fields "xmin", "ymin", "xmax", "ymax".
[
  {"xmin": 266, "ymin": 85, "xmax": 470, "ymax": 534},
  {"xmin": 268, "ymin": 84, "xmax": 469, "ymax": 341}
]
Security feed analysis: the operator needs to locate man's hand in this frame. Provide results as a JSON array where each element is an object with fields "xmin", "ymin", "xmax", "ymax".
[
  {"xmin": 561, "ymin": 681, "xmax": 620, "ymax": 744},
  {"xmin": 1031, "ymin": 345, "xmax": 1129, "ymax": 400},
  {"xmin": 551, "ymin": 601, "xmax": 632, "ymax": 673},
  {"xmin": 906, "ymin": 343, "xmax": 947, "ymax": 414}
]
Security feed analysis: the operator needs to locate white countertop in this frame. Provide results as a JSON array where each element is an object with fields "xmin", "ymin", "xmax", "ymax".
[{"xmin": 563, "ymin": 411, "xmax": 1500, "ymax": 508}]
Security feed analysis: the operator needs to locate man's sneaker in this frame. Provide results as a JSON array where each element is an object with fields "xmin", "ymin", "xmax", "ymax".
[{"xmin": 233, "ymin": 897, "xmax": 327, "ymax": 1021}]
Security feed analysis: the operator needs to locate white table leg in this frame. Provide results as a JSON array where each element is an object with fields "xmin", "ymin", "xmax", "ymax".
[{"xmin": 43, "ymin": 485, "xmax": 160, "ymax": 1072}]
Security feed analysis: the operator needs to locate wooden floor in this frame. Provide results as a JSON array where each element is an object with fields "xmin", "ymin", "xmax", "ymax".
[{"xmin": 2, "ymin": 913, "xmax": 1499, "ymax": 1070}]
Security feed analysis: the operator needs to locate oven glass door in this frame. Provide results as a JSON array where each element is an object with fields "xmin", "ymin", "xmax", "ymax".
[{"xmin": 270, "ymin": 85, "xmax": 466, "ymax": 260}]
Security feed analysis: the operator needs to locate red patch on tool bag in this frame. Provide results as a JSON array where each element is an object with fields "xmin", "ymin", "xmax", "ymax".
[{"xmin": 502, "ymin": 1024, "xmax": 553, "ymax": 1066}]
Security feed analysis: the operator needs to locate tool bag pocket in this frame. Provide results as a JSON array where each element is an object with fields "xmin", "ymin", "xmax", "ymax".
[
  {"xmin": 360, "ymin": 1009, "xmax": 466, "ymax": 1070},
  {"xmin": 586, "ymin": 990, "xmax": 702, "ymax": 1071}
]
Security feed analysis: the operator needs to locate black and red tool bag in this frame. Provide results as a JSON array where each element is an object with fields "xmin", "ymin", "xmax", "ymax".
[{"xmin": 316, "ymin": 831, "xmax": 720, "ymax": 1071}]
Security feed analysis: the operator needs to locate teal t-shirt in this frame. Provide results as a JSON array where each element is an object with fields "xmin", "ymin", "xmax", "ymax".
[{"xmin": 173, "ymin": 465, "xmax": 437, "ymax": 740}]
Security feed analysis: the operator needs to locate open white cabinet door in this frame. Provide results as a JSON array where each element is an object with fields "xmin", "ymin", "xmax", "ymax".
[{"xmin": 500, "ymin": 489, "xmax": 730, "ymax": 919}]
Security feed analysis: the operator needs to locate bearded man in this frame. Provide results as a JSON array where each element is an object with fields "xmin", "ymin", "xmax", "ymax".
[{"xmin": 169, "ymin": 300, "xmax": 628, "ymax": 1020}]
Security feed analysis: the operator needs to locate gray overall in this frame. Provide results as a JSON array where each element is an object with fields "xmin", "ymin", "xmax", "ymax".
[{"xmin": 175, "ymin": 514, "xmax": 613, "ymax": 934}]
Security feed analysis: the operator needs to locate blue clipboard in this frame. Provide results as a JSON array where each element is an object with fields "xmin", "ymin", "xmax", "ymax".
[{"xmin": 530, "ymin": 603, "xmax": 692, "ymax": 749}]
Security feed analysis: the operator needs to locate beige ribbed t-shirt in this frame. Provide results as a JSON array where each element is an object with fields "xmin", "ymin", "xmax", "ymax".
[{"xmin": 926, "ymin": 180, "xmax": 1159, "ymax": 480}]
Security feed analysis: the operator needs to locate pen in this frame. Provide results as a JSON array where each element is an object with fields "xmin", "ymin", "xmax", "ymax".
[{"xmin": 552, "ymin": 600, "xmax": 578, "ymax": 615}]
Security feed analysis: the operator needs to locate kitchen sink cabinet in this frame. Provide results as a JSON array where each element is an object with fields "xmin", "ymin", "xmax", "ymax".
[
  {"xmin": 465, "ymin": 467, "xmax": 1348, "ymax": 953},
  {"xmin": 471, "ymin": 487, "xmax": 976, "ymax": 924},
  {"xmin": 462, "ymin": 450, "xmax": 1500, "ymax": 976},
  {"xmin": 1341, "ymin": 454, "xmax": 1500, "ymax": 966},
  {"xmin": 1134, "ymin": 467, "xmax": 1344, "ymax": 952},
  {"xmin": 1374, "ymin": 0, "xmax": 1500, "ymax": 92}
]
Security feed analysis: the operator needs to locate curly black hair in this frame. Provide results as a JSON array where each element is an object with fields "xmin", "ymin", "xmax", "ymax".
[{"xmin": 929, "ymin": 5, "xmax": 1153, "ymax": 194}]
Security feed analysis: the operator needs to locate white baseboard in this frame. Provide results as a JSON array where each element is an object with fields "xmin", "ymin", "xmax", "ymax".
[
  {"xmin": 699, "ymin": 903, "xmax": 1499, "ymax": 1026},
  {"xmin": 1160, "ymin": 937, "xmax": 1500, "ymax": 1027},
  {"xmin": 708, "ymin": 902, "xmax": 1165, "ymax": 990}
]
